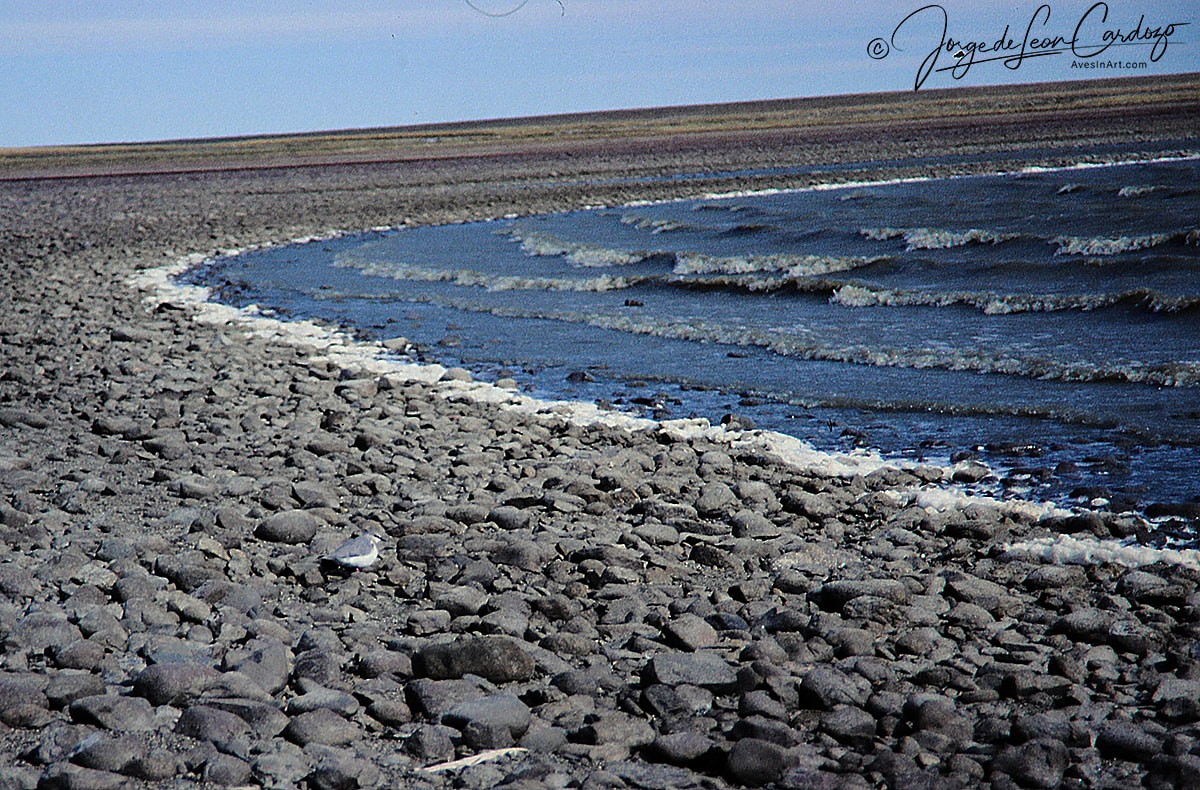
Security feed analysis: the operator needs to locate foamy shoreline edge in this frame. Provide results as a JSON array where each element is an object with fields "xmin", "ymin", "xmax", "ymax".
[{"xmin": 129, "ymin": 151, "xmax": 1200, "ymax": 570}]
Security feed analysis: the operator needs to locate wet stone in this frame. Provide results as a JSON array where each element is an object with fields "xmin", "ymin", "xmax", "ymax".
[
  {"xmin": 200, "ymin": 753, "xmax": 252, "ymax": 786},
  {"xmin": 0, "ymin": 674, "xmax": 49, "ymax": 712},
  {"xmin": 287, "ymin": 687, "xmax": 360, "ymax": 717},
  {"xmin": 132, "ymin": 663, "xmax": 218, "ymax": 706},
  {"xmin": 36, "ymin": 763, "xmax": 126, "ymax": 790},
  {"xmin": 488, "ymin": 505, "xmax": 531, "ymax": 531},
  {"xmin": 404, "ymin": 724, "xmax": 456, "ymax": 764},
  {"xmin": 203, "ymin": 699, "xmax": 289, "ymax": 739},
  {"xmin": 10, "ymin": 609, "xmax": 82, "ymax": 653},
  {"xmin": 814, "ymin": 579, "xmax": 909, "ymax": 610},
  {"xmin": 1052, "ymin": 608, "xmax": 1113, "ymax": 644},
  {"xmin": 68, "ymin": 695, "xmax": 155, "ymax": 732},
  {"xmin": 662, "ymin": 614, "xmax": 719, "ymax": 652},
  {"xmin": 799, "ymin": 667, "xmax": 870, "ymax": 709},
  {"xmin": 726, "ymin": 738, "xmax": 791, "ymax": 787},
  {"xmin": 70, "ymin": 735, "xmax": 146, "ymax": 774},
  {"xmin": 306, "ymin": 746, "xmax": 382, "ymax": 790},
  {"xmin": 695, "ymin": 482, "xmax": 737, "ymax": 517},
  {"xmin": 174, "ymin": 705, "xmax": 252, "ymax": 745},
  {"xmin": 649, "ymin": 732, "xmax": 715, "ymax": 766},
  {"xmin": 1097, "ymin": 720, "xmax": 1162, "ymax": 762},
  {"xmin": 283, "ymin": 708, "xmax": 362, "ymax": 747},
  {"xmin": 52, "ymin": 640, "xmax": 106, "ymax": 672},
  {"xmin": 255, "ymin": 510, "xmax": 322, "ymax": 544},
  {"xmin": 993, "ymin": 739, "xmax": 1069, "ymax": 789},
  {"xmin": 45, "ymin": 674, "xmax": 106, "ymax": 709},
  {"xmin": 225, "ymin": 639, "xmax": 290, "ymax": 695},
  {"xmin": 414, "ymin": 636, "xmax": 535, "ymax": 683},
  {"xmin": 1, "ymin": 704, "xmax": 54, "ymax": 729},
  {"xmin": 821, "ymin": 705, "xmax": 877, "ymax": 748},
  {"xmin": 170, "ymin": 475, "xmax": 218, "ymax": 499},
  {"xmin": 648, "ymin": 651, "xmax": 738, "ymax": 693},
  {"xmin": 577, "ymin": 712, "xmax": 656, "ymax": 749},
  {"xmin": 443, "ymin": 693, "xmax": 531, "ymax": 742}
]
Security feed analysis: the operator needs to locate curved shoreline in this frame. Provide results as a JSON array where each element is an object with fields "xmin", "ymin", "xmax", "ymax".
[{"xmin": 3, "ymin": 79, "xmax": 1200, "ymax": 788}]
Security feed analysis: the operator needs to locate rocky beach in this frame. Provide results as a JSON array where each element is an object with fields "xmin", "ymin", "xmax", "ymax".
[{"xmin": 2, "ymin": 75, "xmax": 1200, "ymax": 789}]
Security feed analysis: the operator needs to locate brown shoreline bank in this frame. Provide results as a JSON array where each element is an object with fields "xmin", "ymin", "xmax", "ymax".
[{"xmin": 2, "ymin": 76, "xmax": 1200, "ymax": 789}]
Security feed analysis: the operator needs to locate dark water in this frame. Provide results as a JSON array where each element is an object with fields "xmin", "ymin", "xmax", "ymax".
[{"xmin": 189, "ymin": 155, "xmax": 1200, "ymax": 530}]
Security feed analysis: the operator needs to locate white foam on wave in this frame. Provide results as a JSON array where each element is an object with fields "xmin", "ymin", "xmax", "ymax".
[
  {"xmin": 861, "ymin": 227, "xmax": 1017, "ymax": 250},
  {"xmin": 673, "ymin": 251, "xmax": 880, "ymax": 278},
  {"xmin": 1005, "ymin": 534, "xmax": 1200, "ymax": 570},
  {"xmin": 618, "ymin": 214, "xmax": 693, "ymax": 233},
  {"xmin": 336, "ymin": 259, "xmax": 645, "ymax": 293},
  {"xmin": 829, "ymin": 283, "xmax": 1196, "ymax": 315},
  {"xmin": 1053, "ymin": 232, "xmax": 1175, "ymax": 256},
  {"xmin": 410, "ymin": 294, "xmax": 1200, "ymax": 390},
  {"xmin": 1118, "ymin": 184, "xmax": 1167, "ymax": 197},
  {"xmin": 504, "ymin": 229, "xmax": 648, "ymax": 268}
]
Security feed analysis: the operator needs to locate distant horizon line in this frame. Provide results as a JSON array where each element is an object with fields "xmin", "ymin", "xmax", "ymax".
[{"xmin": 6, "ymin": 71, "xmax": 1197, "ymax": 153}]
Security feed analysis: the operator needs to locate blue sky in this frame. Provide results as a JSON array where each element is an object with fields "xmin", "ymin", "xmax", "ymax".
[{"xmin": 1, "ymin": 1, "xmax": 1195, "ymax": 147}]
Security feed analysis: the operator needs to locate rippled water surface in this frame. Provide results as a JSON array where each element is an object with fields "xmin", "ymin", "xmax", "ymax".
[{"xmin": 192, "ymin": 155, "xmax": 1200, "ymax": 522}]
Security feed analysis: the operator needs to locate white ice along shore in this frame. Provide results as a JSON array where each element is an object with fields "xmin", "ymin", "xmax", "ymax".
[{"xmin": 130, "ymin": 155, "xmax": 1200, "ymax": 571}]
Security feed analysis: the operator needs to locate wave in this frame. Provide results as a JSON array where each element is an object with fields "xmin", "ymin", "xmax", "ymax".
[
  {"xmin": 1118, "ymin": 185, "xmax": 1168, "ymax": 197},
  {"xmin": 1052, "ymin": 231, "xmax": 1194, "ymax": 256},
  {"xmin": 861, "ymin": 227, "xmax": 1019, "ymax": 250},
  {"xmin": 337, "ymin": 251, "xmax": 1200, "ymax": 317},
  {"xmin": 500, "ymin": 229, "xmax": 653, "ymax": 268},
  {"xmin": 859, "ymin": 226, "xmax": 1200, "ymax": 257},
  {"xmin": 403, "ymin": 291, "xmax": 1200, "ymax": 390},
  {"xmin": 829, "ymin": 283, "xmax": 1200, "ymax": 315},
  {"xmin": 334, "ymin": 259, "xmax": 651, "ymax": 293},
  {"xmin": 719, "ymin": 223, "xmax": 778, "ymax": 237},
  {"xmin": 617, "ymin": 214, "xmax": 695, "ymax": 234},
  {"xmin": 595, "ymin": 315, "xmax": 1200, "ymax": 389},
  {"xmin": 501, "ymin": 225, "xmax": 886, "ymax": 280},
  {"xmin": 672, "ymin": 251, "xmax": 884, "ymax": 278}
]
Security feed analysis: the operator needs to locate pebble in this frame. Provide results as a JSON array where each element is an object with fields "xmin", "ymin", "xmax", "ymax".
[
  {"xmin": 443, "ymin": 693, "xmax": 531, "ymax": 742},
  {"xmin": 725, "ymin": 738, "xmax": 790, "ymax": 787},
  {"xmin": 255, "ymin": 510, "xmax": 323, "ymax": 544},
  {"xmin": 132, "ymin": 663, "xmax": 218, "ymax": 706},
  {"xmin": 68, "ymin": 696, "xmax": 155, "ymax": 732},
  {"xmin": 283, "ymin": 708, "xmax": 362, "ymax": 747},
  {"xmin": 414, "ymin": 636, "xmax": 536, "ymax": 683},
  {"xmin": 648, "ymin": 652, "xmax": 738, "ymax": 693},
  {"xmin": 1096, "ymin": 719, "xmax": 1162, "ymax": 762},
  {"xmin": 174, "ymin": 705, "xmax": 252, "ymax": 745}
]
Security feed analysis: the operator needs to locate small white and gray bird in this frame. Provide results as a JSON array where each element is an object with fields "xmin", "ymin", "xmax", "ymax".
[{"xmin": 328, "ymin": 532, "xmax": 384, "ymax": 570}]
